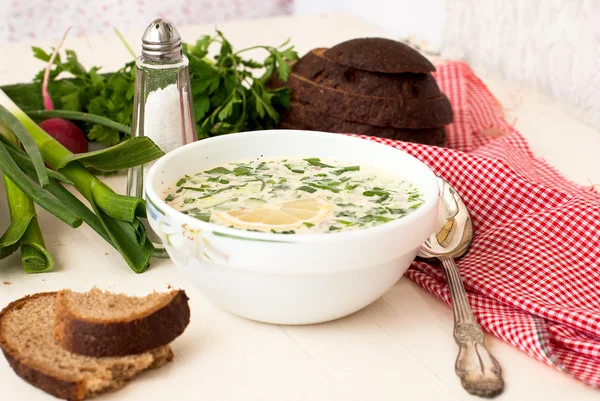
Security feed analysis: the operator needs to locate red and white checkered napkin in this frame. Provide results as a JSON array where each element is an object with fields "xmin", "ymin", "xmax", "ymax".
[{"xmin": 359, "ymin": 61, "xmax": 600, "ymax": 386}]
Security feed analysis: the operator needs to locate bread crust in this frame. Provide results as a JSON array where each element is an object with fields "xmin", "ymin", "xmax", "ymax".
[
  {"xmin": 54, "ymin": 290, "xmax": 190, "ymax": 357},
  {"xmin": 279, "ymin": 102, "xmax": 446, "ymax": 146},
  {"xmin": 293, "ymin": 49, "xmax": 442, "ymax": 100},
  {"xmin": 281, "ymin": 73, "xmax": 453, "ymax": 129},
  {"xmin": 323, "ymin": 38, "xmax": 436, "ymax": 74},
  {"xmin": 0, "ymin": 292, "xmax": 86, "ymax": 401}
]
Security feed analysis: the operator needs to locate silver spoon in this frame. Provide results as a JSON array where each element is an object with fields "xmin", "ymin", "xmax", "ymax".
[{"xmin": 417, "ymin": 177, "xmax": 504, "ymax": 398}]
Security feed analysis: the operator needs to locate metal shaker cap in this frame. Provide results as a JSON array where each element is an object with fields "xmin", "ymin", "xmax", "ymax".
[{"xmin": 141, "ymin": 19, "xmax": 183, "ymax": 61}]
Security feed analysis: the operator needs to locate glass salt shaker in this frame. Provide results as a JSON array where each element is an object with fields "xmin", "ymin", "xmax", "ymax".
[{"xmin": 127, "ymin": 18, "xmax": 197, "ymax": 257}]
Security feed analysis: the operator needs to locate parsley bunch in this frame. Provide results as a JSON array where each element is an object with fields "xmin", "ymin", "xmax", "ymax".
[
  {"xmin": 186, "ymin": 31, "xmax": 297, "ymax": 138},
  {"xmin": 31, "ymin": 31, "xmax": 297, "ymax": 146}
]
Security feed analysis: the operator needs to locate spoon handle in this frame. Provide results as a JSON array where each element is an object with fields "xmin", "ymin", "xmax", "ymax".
[{"xmin": 439, "ymin": 256, "xmax": 504, "ymax": 398}]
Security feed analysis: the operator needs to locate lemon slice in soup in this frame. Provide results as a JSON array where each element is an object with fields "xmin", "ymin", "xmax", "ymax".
[{"xmin": 214, "ymin": 197, "xmax": 331, "ymax": 231}]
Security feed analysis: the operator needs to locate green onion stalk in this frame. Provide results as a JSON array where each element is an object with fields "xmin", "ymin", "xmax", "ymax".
[
  {"xmin": 0, "ymin": 130, "xmax": 55, "ymax": 273},
  {"xmin": 0, "ymin": 89, "xmax": 165, "ymax": 273}
]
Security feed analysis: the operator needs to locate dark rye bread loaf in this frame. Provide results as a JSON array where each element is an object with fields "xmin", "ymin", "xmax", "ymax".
[
  {"xmin": 292, "ymin": 48, "xmax": 442, "ymax": 100},
  {"xmin": 323, "ymin": 38, "xmax": 436, "ymax": 74},
  {"xmin": 280, "ymin": 102, "xmax": 446, "ymax": 146},
  {"xmin": 0, "ymin": 292, "xmax": 173, "ymax": 401},
  {"xmin": 54, "ymin": 288, "xmax": 190, "ymax": 357},
  {"xmin": 277, "ymin": 73, "xmax": 453, "ymax": 129}
]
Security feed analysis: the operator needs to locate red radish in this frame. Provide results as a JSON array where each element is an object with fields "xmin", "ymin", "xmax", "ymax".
[
  {"xmin": 39, "ymin": 27, "xmax": 88, "ymax": 153},
  {"xmin": 39, "ymin": 118, "xmax": 88, "ymax": 153}
]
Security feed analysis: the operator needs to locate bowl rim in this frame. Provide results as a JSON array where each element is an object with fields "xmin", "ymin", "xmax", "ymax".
[{"xmin": 145, "ymin": 129, "xmax": 439, "ymax": 243}]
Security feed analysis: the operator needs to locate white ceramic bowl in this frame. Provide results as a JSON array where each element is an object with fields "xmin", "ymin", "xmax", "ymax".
[{"xmin": 146, "ymin": 130, "xmax": 439, "ymax": 324}]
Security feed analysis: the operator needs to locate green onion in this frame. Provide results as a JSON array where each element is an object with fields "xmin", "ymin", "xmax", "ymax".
[
  {"xmin": 308, "ymin": 183, "xmax": 340, "ymax": 193},
  {"xmin": 331, "ymin": 166, "xmax": 360, "ymax": 175},
  {"xmin": 297, "ymin": 185, "xmax": 317, "ymax": 193},
  {"xmin": 205, "ymin": 166, "xmax": 232, "ymax": 175},
  {"xmin": 0, "ymin": 107, "xmax": 48, "ymax": 187},
  {"xmin": 284, "ymin": 163, "xmax": 304, "ymax": 174},
  {"xmin": 176, "ymin": 177, "xmax": 187, "ymax": 186},
  {"xmin": 363, "ymin": 190, "xmax": 390, "ymax": 197},
  {"xmin": 0, "ymin": 138, "xmax": 73, "ymax": 185},
  {"xmin": 165, "ymin": 194, "xmax": 175, "ymax": 202},
  {"xmin": 303, "ymin": 158, "xmax": 335, "ymax": 168},
  {"xmin": 233, "ymin": 166, "xmax": 251, "ymax": 176},
  {"xmin": 0, "ymin": 90, "xmax": 161, "ymax": 273},
  {"xmin": 199, "ymin": 184, "xmax": 247, "ymax": 198},
  {"xmin": 0, "ymin": 141, "xmax": 81, "ymax": 227},
  {"xmin": 303, "ymin": 222, "xmax": 314, "ymax": 228},
  {"xmin": 0, "ymin": 131, "xmax": 54, "ymax": 273},
  {"xmin": 25, "ymin": 109, "xmax": 131, "ymax": 135}
]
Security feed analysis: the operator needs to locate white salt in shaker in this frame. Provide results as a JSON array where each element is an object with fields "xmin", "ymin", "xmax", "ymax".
[{"xmin": 126, "ymin": 18, "xmax": 197, "ymax": 257}]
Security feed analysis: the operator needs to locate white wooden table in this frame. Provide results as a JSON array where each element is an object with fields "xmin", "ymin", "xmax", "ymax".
[{"xmin": 1, "ymin": 12, "xmax": 598, "ymax": 401}]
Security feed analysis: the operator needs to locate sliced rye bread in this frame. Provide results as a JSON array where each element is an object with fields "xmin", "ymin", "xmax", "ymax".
[
  {"xmin": 279, "ymin": 102, "xmax": 446, "ymax": 146},
  {"xmin": 54, "ymin": 288, "xmax": 190, "ymax": 357},
  {"xmin": 292, "ymin": 48, "xmax": 442, "ymax": 100},
  {"xmin": 323, "ymin": 38, "xmax": 436, "ymax": 74},
  {"xmin": 0, "ymin": 292, "xmax": 173, "ymax": 401},
  {"xmin": 272, "ymin": 73, "xmax": 453, "ymax": 129}
]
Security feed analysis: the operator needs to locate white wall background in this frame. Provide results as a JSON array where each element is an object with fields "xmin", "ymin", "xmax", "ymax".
[{"xmin": 294, "ymin": 0, "xmax": 444, "ymax": 47}]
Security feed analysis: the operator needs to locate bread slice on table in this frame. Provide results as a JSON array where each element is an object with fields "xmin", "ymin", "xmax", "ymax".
[
  {"xmin": 292, "ymin": 48, "xmax": 443, "ymax": 100},
  {"xmin": 0, "ymin": 292, "xmax": 173, "ymax": 401},
  {"xmin": 54, "ymin": 288, "xmax": 190, "ymax": 357},
  {"xmin": 281, "ymin": 73, "xmax": 453, "ymax": 129},
  {"xmin": 280, "ymin": 102, "xmax": 446, "ymax": 146}
]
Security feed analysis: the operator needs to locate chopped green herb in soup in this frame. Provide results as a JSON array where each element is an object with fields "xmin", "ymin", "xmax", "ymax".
[{"xmin": 163, "ymin": 158, "xmax": 424, "ymax": 234}]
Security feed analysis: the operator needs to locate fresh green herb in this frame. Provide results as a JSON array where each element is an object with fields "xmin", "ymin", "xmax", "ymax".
[
  {"xmin": 409, "ymin": 201, "xmax": 424, "ymax": 209},
  {"xmin": 303, "ymin": 158, "xmax": 335, "ymax": 168},
  {"xmin": 165, "ymin": 194, "xmax": 175, "ymax": 202},
  {"xmin": 303, "ymin": 222, "xmax": 314, "ymax": 228},
  {"xmin": 266, "ymin": 179, "xmax": 276, "ymax": 185},
  {"xmin": 300, "ymin": 176, "xmax": 311, "ymax": 181},
  {"xmin": 308, "ymin": 183, "xmax": 340, "ymax": 193},
  {"xmin": 329, "ymin": 226, "xmax": 342, "ymax": 231},
  {"xmin": 18, "ymin": 31, "xmax": 298, "ymax": 145},
  {"xmin": 219, "ymin": 178, "xmax": 230, "ymax": 184},
  {"xmin": 277, "ymin": 178, "xmax": 287, "ymax": 184},
  {"xmin": 336, "ymin": 211, "xmax": 356, "ymax": 218},
  {"xmin": 233, "ymin": 166, "xmax": 251, "ymax": 176},
  {"xmin": 376, "ymin": 194, "xmax": 390, "ymax": 203},
  {"xmin": 335, "ymin": 220, "xmax": 355, "ymax": 226},
  {"xmin": 363, "ymin": 190, "xmax": 390, "ymax": 197},
  {"xmin": 331, "ymin": 166, "xmax": 360, "ymax": 175},
  {"xmin": 176, "ymin": 177, "xmax": 187, "ymax": 186},
  {"xmin": 297, "ymin": 185, "xmax": 317, "ymax": 193},
  {"xmin": 181, "ymin": 186, "xmax": 205, "ymax": 192},
  {"xmin": 284, "ymin": 163, "xmax": 304, "ymax": 174},
  {"xmin": 336, "ymin": 202, "xmax": 358, "ymax": 207},
  {"xmin": 199, "ymin": 183, "xmax": 247, "ymax": 198},
  {"xmin": 205, "ymin": 166, "xmax": 232, "ymax": 175},
  {"xmin": 315, "ymin": 173, "xmax": 328, "ymax": 177},
  {"xmin": 245, "ymin": 178, "xmax": 266, "ymax": 191},
  {"xmin": 183, "ymin": 198, "xmax": 196, "ymax": 204}
]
